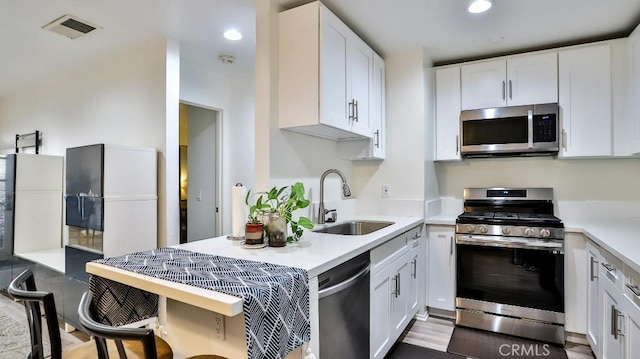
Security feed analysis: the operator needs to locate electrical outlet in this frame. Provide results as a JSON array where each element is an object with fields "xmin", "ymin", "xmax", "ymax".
[
  {"xmin": 213, "ymin": 312, "xmax": 225, "ymax": 340},
  {"xmin": 382, "ymin": 184, "xmax": 391, "ymax": 198},
  {"xmin": 197, "ymin": 190, "xmax": 202, "ymax": 201}
]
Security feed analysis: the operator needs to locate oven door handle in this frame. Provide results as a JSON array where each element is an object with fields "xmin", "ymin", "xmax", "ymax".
[{"xmin": 456, "ymin": 235, "xmax": 564, "ymax": 251}]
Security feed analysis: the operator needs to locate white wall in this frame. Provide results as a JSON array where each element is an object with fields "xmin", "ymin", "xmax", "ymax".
[
  {"xmin": 0, "ymin": 38, "xmax": 174, "ymax": 246},
  {"xmin": 353, "ymin": 49, "xmax": 426, "ymax": 217},
  {"xmin": 435, "ymin": 157, "xmax": 640, "ymax": 202}
]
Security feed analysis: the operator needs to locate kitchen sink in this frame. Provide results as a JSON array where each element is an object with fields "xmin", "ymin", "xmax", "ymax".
[{"xmin": 313, "ymin": 220, "xmax": 394, "ymax": 235}]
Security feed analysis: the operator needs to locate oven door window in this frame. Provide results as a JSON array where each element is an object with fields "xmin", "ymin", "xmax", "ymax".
[
  {"xmin": 462, "ymin": 116, "xmax": 528, "ymax": 146},
  {"xmin": 456, "ymin": 243, "xmax": 564, "ymax": 313}
]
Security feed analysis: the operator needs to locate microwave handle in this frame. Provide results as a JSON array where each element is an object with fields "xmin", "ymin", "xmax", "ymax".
[{"xmin": 527, "ymin": 110, "xmax": 533, "ymax": 149}]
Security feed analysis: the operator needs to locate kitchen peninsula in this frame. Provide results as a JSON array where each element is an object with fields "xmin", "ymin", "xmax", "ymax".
[{"xmin": 86, "ymin": 216, "xmax": 424, "ymax": 359}]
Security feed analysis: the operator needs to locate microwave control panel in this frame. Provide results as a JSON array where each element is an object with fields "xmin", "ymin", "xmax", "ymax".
[{"xmin": 533, "ymin": 114, "xmax": 557, "ymax": 142}]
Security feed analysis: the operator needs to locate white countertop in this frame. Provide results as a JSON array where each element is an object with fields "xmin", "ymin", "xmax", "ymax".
[
  {"xmin": 174, "ymin": 215, "xmax": 424, "ymax": 278},
  {"xmin": 564, "ymin": 218, "xmax": 640, "ymax": 274},
  {"xmin": 86, "ymin": 215, "xmax": 423, "ymax": 317},
  {"xmin": 425, "ymin": 214, "xmax": 640, "ymax": 275}
]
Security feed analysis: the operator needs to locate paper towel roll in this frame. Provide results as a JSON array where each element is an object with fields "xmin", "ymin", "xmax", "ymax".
[{"xmin": 231, "ymin": 184, "xmax": 247, "ymax": 238}]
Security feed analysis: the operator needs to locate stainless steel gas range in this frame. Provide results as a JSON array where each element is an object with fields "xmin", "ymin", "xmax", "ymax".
[{"xmin": 455, "ymin": 188, "xmax": 565, "ymax": 344}]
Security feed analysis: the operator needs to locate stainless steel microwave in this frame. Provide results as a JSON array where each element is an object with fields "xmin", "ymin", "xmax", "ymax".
[{"xmin": 460, "ymin": 103, "xmax": 559, "ymax": 157}]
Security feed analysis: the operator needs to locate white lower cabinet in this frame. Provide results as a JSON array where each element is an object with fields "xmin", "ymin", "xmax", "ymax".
[
  {"xmin": 427, "ymin": 225, "xmax": 456, "ymax": 311},
  {"xmin": 586, "ymin": 240, "xmax": 602, "ymax": 357},
  {"xmin": 601, "ymin": 270, "xmax": 624, "ymax": 359},
  {"xmin": 370, "ymin": 226, "xmax": 423, "ymax": 359},
  {"xmin": 408, "ymin": 238, "xmax": 422, "ymax": 313},
  {"xmin": 586, "ymin": 238, "xmax": 640, "ymax": 359},
  {"xmin": 623, "ymin": 295, "xmax": 640, "ymax": 359}
]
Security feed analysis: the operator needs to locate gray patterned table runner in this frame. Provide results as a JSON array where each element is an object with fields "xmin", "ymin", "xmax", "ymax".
[{"xmin": 89, "ymin": 247, "xmax": 310, "ymax": 359}]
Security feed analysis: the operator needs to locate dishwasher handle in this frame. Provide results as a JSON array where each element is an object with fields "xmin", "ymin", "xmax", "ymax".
[{"xmin": 318, "ymin": 263, "xmax": 371, "ymax": 299}]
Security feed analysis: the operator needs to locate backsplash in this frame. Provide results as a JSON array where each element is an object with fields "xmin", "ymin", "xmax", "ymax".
[{"xmin": 435, "ymin": 157, "xmax": 640, "ymax": 202}]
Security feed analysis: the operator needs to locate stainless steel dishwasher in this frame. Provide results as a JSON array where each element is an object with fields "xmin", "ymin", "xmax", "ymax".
[{"xmin": 319, "ymin": 252, "xmax": 370, "ymax": 359}]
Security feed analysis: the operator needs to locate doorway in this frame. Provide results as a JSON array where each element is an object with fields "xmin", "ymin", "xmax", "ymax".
[{"xmin": 179, "ymin": 103, "xmax": 221, "ymax": 243}]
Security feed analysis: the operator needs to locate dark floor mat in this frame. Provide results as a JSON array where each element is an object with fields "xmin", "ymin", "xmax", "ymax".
[
  {"xmin": 387, "ymin": 342, "xmax": 466, "ymax": 359},
  {"xmin": 447, "ymin": 326, "xmax": 568, "ymax": 359}
]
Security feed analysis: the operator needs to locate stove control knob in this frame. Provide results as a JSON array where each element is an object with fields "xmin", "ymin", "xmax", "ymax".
[
  {"xmin": 479, "ymin": 225, "xmax": 488, "ymax": 234},
  {"xmin": 502, "ymin": 227, "xmax": 511, "ymax": 235},
  {"xmin": 540, "ymin": 229, "xmax": 551, "ymax": 238},
  {"xmin": 466, "ymin": 224, "xmax": 475, "ymax": 232},
  {"xmin": 524, "ymin": 228, "xmax": 535, "ymax": 237}
]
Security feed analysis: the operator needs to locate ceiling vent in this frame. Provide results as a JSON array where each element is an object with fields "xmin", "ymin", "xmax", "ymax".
[{"xmin": 42, "ymin": 14, "xmax": 100, "ymax": 40}]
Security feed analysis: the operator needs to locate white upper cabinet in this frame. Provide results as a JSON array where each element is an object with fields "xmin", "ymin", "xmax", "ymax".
[
  {"xmin": 461, "ymin": 52, "xmax": 558, "ymax": 110},
  {"xmin": 320, "ymin": 10, "xmax": 350, "ymax": 132},
  {"xmin": 349, "ymin": 36, "xmax": 373, "ymax": 136},
  {"xmin": 630, "ymin": 24, "xmax": 640, "ymax": 155},
  {"xmin": 338, "ymin": 52, "xmax": 386, "ymax": 160},
  {"xmin": 558, "ymin": 43, "xmax": 612, "ymax": 157},
  {"xmin": 279, "ymin": 1, "xmax": 376, "ymax": 140},
  {"xmin": 435, "ymin": 66, "xmax": 461, "ymax": 161},
  {"xmin": 370, "ymin": 53, "xmax": 386, "ymax": 159}
]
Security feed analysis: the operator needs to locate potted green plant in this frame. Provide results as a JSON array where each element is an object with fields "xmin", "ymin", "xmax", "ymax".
[
  {"xmin": 251, "ymin": 182, "xmax": 314, "ymax": 247},
  {"xmin": 244, "ymin": 191, "xmax": 269, "ymax": 245}
]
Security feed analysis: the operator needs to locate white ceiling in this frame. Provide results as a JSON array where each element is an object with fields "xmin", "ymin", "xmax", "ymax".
[
  {"xmin": 0, "ymin": 0, "xmax": 256, "ymax": 98},
  {"xmin": 2, "ymin": 0, "xmax": 640, "ymax": 98}
]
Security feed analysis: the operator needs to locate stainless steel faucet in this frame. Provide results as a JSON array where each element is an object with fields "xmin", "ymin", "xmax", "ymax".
[{"xmin": 318, "ymin": 169, "xmax": 351, "ymax": 224}]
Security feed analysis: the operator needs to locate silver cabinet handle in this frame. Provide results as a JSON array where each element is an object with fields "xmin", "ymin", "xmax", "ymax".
[
  {"xmin": 612, "ymin": 305, "xmax": 625, "ymax": 339},
  {"xmin": 502, "ymin": 81, "xmax": 506, "ymax": 100},
  {"xmin": 397, "ymin": 272, "xmax": 401, "ymax": 296},
  {"xmin": 455, "ymin": 135, "xmax": 459, "ymax": 154},
  {"xmin": 354, "ymin": 100, "xmax": 359, "ymax": 122},
  {"xmin": 562, "ymin": 129, "xmax": 567, "ymax": 150},
  {"xmin": 348, "ymin": 100, "xmax": 355, "ymax": 122},
  {"xmin": 412, "ymin": 256, "xmax": 417, "ymax": 279},
  {"xmin": 392, "ymin": 273, "xmax": 398, "ymax": 298},
  {"xmin": 617, "ymin": 310, "xmax": 625, "ymax": 338},
  {"xmin": 627, "ymin": 283, "xmax": 640, "ymax": 298},
  {"xmin": 602, "ymin": 263, "xmax": 617, "ymax": 273},
  {"xmin": 590, "ymin": 256, "xmax": 599, "ymax": 281},
  {"xmin": 374, "ymin": 130, "xmax": 380, "ymax": 148},
  {"xmin": 509, "ymin": 80, "xmax": 513, "ymax": 100}
]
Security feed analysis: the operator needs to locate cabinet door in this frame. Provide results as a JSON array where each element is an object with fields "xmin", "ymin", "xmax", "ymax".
[
  {"xmin": 601, "ymin": 270, "xmax": 625, "ymax": 359},
  {"xmin": 320, "ymin": 5, "xmax": 350, "ymax": 132},
  {"xmin": 631, "ymin": 29, "xmax": 640, "ymax": 155},
  {"xmin": 391, "ymin": 252, "xmax": 411, "ymax": 337},
  {"xmin": 371, "ymin": 53, "xmax": 385, "ymax": 159},
  {"xmin": 350, "ymin": 36, "xmax": 373, "ymax": 137},
  {"xmin": 435, "ymin": 67, "xmax": 461, "ymax": 161},
  {"xmin": 427, "ymin": 226, "xmax": 456, "ymax": 311},
  {"xmin": 371, "ymin": 263, "xmax": 394, "ymax": 359},
  {"xmin": 506, "ymin": 52, "xmax": 558, "ymax": 106},
  {"xmin": 558, "ymin": 44, "xmax": 612, "ymax": 157},
  {"xmin": 623, "ymin": 294, "xmax": 640, "ymax": 359},
  {"xmin": 408, "ymin": 241, "xmax": 420, "ymax": 314},
  {"xmin": 461, "ymin": 59, "xmax": 507, "ymax": 110},
  {"xmin": 586, "ymin": 241, "xmax": 601, "ymax": 357}
]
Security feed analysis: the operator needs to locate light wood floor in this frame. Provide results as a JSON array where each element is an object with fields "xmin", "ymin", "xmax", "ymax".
[{"xmin": 401, "ymin": 316, "xmax": 596, "ymax": 359}]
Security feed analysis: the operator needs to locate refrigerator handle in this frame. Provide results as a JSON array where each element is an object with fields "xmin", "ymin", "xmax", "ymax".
[{"xmin": 80, "ymin": 195, "xmax": 85, "ymax": 219}]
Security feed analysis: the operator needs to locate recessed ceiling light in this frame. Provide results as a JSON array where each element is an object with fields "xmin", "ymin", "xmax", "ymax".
[
  {"xmin": 468, "ymin": 0, "xmax": 493, "ymax": 14},
  {"xmin": 223, "ymin": 29, "xmax": 242, "ymax": 41}
]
